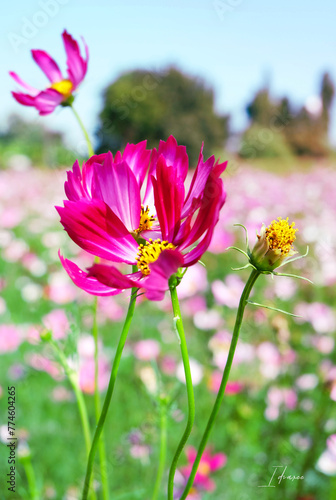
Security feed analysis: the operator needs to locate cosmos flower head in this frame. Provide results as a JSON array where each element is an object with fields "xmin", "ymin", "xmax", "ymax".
[
  {"xmin": 250, "ymin": 217, "xmax": 298, "ymax": 272},
  {"xmin": 10, "ymin": 30, "xmax": 88, "ymax": 115},
  {"xmin": 57, "ymin": 136, "xmax": 227, "ymax": 301}
]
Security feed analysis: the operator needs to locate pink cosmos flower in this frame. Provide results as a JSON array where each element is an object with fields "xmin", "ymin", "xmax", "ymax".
[
  {"xmin": 57, "ymin": 136, "xmax": 227, "ymax": 301},
  {"xmin": 180, "ymin": 446, "xmax": 227, "ymax": 493},
  {"xmin": 10, "ymin": 30, "xmax": 88, "ymax": 115}
]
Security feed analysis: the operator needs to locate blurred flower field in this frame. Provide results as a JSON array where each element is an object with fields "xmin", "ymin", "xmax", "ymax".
[{"xmin": 0, "ymin": 158, "xmax": 336, "ymax": 499}]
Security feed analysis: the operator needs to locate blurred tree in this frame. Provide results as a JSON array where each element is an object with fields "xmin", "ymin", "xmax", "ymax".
[
  {"xmin": 240, "ymin": 72, "xmax": 335, "ymax": 158},
  {"xmin": 96, "ymin": 67, "xmax": 229, "ymax": 164},
  {"xmin": 320, "ymin": 72, "xmax": 335, "ymax": 131}
]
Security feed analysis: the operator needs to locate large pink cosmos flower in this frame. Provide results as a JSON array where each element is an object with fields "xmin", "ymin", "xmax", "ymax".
[
  {"xmin": 10, "ymin": 30, "xmax": 88, "ymax": 115},
  {"xmin": 57, "ymin": 136, "xmax": 227, "ymax": 301}
]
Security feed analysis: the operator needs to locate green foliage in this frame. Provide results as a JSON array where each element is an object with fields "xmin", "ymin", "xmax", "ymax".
[
  {"xmin": 240, "ymin": 72, "xmax": 335, "ymax": 159},
  {"xmin": 0, "ymin": 115, "xmax": 82, "ymax": 169},
  {"xmin": 97, "ymin": 67, "xmax": 229, "ymax": 164},
  {"xmin": 240, "ymin": 124, "xmax": 293, "ymax": 159}
]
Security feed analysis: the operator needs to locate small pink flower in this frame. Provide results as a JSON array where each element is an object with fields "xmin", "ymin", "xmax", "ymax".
[
  {"xmin": 79, "ymin": 356, "xmax": 110, "ymax": 394},
  {"xmin": 208, "ymin": 371, "xmax": 243, "ymax": 394},
  {"xmin": 42, "ymin": 309, "xmax": 69, "ymax": 340},
  {"xmin": 133, "ymin": 339, "xmax": 160, "ymax": 361},
  {"xmin": 57, "ymin": 136, "xmax": 227, "ymax": 301},
  {"xmin": 212, "ymin": 274, "xmax": 245, "ymax": 309},
  {"xmin": 0, "ymin": 325, "xmax": 23, "ymax": 353},
  {"xmin": 316, "ymin": 435, "xmax": 336, "ymax": 475},
  {"xmin": 10, "ymin": 30, "xmax": 88, "ymax": 115},
  {"xmin": 26, "ymin": 353, "xmax": 63, "ymax": 380}
]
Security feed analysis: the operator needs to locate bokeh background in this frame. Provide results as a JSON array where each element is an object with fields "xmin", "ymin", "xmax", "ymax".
[{"xmin": 1, "ymin": 1, "xmax": 336, "ymax": 499}]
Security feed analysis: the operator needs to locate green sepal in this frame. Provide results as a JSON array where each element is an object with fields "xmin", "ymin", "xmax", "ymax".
[{"xmin": 246, "ymin": 301, "xmax": 301, "ymax": 317}]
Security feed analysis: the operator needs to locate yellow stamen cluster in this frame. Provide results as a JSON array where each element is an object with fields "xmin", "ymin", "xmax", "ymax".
[
  {"xmin": 135, "ymin": 205, "xmax": 156, "ymax": 235},
  {"xmin": 50, "ymin": 79, "xmax": 73, "ymax": 97},
  {"xmin": 265, "ymin": 217, "xmax": 297, "ymax": 255},
  {"xmin": 136, "ymin": 239, "xmax": 175, "ymax": 276}
]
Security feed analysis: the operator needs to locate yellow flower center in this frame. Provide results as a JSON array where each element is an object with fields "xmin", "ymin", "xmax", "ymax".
[
  {"xmin": 265, "ymin": 217, "xmax": 297, "ymax": 255},
  {"xmin": 198, "ymin": 461, "xmax": 211, "ymax": 476},
  {"xmin": 136, "ymin": 239, "xmax": 175, "ymax": 276},
  {"xmin": 50, "ymin": 79, "xmax": 73, "ymax": 97},
  {"xmin": 135, "ymin": 206, "xmax": 156, "ymax": 235}
]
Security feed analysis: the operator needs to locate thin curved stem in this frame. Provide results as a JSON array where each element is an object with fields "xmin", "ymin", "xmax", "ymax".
[
  {"xmin": 92, "ymin": 295, "xmax": 109, "ymax": 500},
  {"xmin": 179, "ymin": 268, "xmax": 260, "ymax": 500},
  {"xmin": 48, "ymin": 339, "xmax": 96, "ymax": 500},
  {"xmin": 167, "ymin": 286, "xmax": 195, "ymax": 500},
  {"xmin": 20, "ymin": 454, "xmax": 39, "ymax": 500},
  {"xmin": 151, "ymin": 397, "xmax": 168, "ymax": 500},
  {"xmin": 50, "ymin": 340, "xmax": 92, "ymax": 457},
  {"xmin": 82, "ymin": 286, "xmax": 137, "ymax": 500},
  {"xmin": 70, "ymin": 105, "xmax": 95, "ymax": 156}
]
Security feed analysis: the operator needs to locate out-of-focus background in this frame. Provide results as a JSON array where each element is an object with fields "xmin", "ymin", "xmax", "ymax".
[{"xmin": 1, "ymin": 1, "xmax": 336, "ymax": 500}]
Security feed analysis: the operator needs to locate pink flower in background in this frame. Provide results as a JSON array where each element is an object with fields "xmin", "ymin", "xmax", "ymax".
[
  {"xmin": 26, "ymin": 353, "xmax": 63, "ymax": 380},
  {"xmin": 42, "ymin": 309, "xmax": 69, "ymax": 340},
  {"xmin": 57, "ymin": 136, "xmax": 227, "ymax": 301},
  {"xmin": 79, "ymin": 357, "xmax": 110, "ymax": 394},
  {"xmin": 0, "ymin": 325, "xmax": 23, "ymax": 353},
  {"xmin": 208, "ymin": 371, "xmax": 243, "ymax": 394},
  {"xmin": 265, "ymin": 386, "xmax": 297, "ymax": 421},
  {"xmin": 10, "ymin": 30, "xmax": 88, "ymax": 115},
  {"xmin": 133, "ymin": 339, "xmax": 160, "ymax": 361},
  {"xmin": 177, "ymin": 358, "xmax": 204, "ymax": 386},
  {"xmin": 77, "ymin": 334, "xmax": 111, "ymax": 394},
  {"xmin": 212, "ymin": 274, "xmax": 245, "ymax": 309},
  {"xmin": 316, "ymin": 435, "xmax": 336, "ymax": 475},
  {"xmin": 180, "ymin": 446, "xmax": 227, "ymax": 493},
  {"xmin": 294, "ymin": 302, "xmax": 336, "ymax": 334}
]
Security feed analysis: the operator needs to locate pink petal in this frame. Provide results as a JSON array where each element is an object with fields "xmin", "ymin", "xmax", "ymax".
[
  {"xmin": 33, "ymin": 89, "xmax": 65, "ymax": 115},
  {"xmin": 152, "ymin": 156, "xmax": 184, "ymax": 241},
  {"xmin": 142, "ymin": 249, "xmax": 184, "ymax": 301},
  {"xmin": 122, "ymin": 140, "xmax": 151, "ymax": 187},
  {"xmin": 182, "ymin": 146, "xmax": 216, "ymax": 218},
  {"xmin": 92, "ymin": 153, "xmax": 141, "ymax": 232},
  {"xmin": 11, "ymin": 91, "xmax": 36, "ymax": 107},
  {"xmin": 31, "ymin": 49, "xmax": 63, "ymax": 83},
  {"xmin": 185, "ymin": 446, "xmax": 197, "ymax": 463},
  {"xmin": 209, "ymin": 453, "xmax": 227, "ymax": 471},
  {"xmin": 9, "ymin": 71, "xmax": 39, "ymax": 95},
  {"xmin": 56, "ymin": 198, "xmax": 138, "ymax": 264},
  {"xmin": 180, "ymin": 176, "xmax": 226, "ymax": 264},
  {"xmin": 87, "ymin": 263, "xmax": 142, "ymax": 290},
  {"xmin": 62, "ymin": 30, "xmax": 88, "ymax": 88},
  {"xmin": 59, "ymin": 253, "xmax": 123, "ymax": 296},
  {"xmin": 65, "ymin": 160, "xmax": 87, "ymax": 201},
  {"xmin": 157, "ymin": 135, "xmax": 189, "ymax": 181},
  {"xmin": 197, "ymin": 476, "xmax": 216, "ymax": 492}
]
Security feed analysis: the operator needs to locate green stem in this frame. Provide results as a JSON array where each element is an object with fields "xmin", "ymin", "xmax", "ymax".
[
  {"xmin": 50, "ymin": 340, "xmax": 92, "ymax": 458},
  {"xmin": 92, "ymin": 295, "xmax": 110, "ymax": 500},
  {"xmin": 167, "ymin": 286, "xmax": 195, "ymax": 500},
  {"xmin": 179, "ymin": 268, "xmax": 260, "ymax": 500},
  {"xmin": 21, "ymin": 455, "xmax": 39, "ymax": 500},
  {"xmin": 48, "ymin": 339, "xmax": 96, "ymax": 500},
  {"xmin": 151, "ymin": 397, "xmax": 168, "ymax": 500},
  {"xmin": 82, "ymin": 286, "xmax": 138, "ymax": 500},
  {"xmin": 70, "ymin": 105, "xmax": 95, "ymax": 156}
]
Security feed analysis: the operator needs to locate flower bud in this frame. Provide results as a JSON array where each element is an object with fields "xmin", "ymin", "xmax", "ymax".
[{"xmin": 250, "ymin": 217, "xmax": 297, "ymax": 272}]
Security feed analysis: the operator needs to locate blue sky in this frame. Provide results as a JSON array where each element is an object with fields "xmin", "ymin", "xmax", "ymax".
[{"xmin": 2, "ymin": 0, "xmax": 336, "ymax": 153}]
